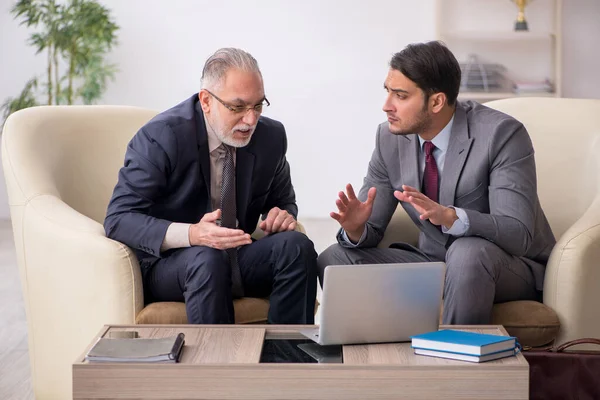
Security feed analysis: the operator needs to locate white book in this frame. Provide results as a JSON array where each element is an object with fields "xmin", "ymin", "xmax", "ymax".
[{"xmin": 414, "ymin": 348, "xmax": 517, "ymax": 363}]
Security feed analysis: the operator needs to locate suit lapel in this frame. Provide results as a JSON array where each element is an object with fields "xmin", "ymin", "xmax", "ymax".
[
  {"xmin": 236, "ymin": 146, "xmax": 255, "ymax": 231},
  {"xmin": 439, "ymin": 104, "xmax": 474, "ymax": 208},
  {"xmin": 195, "ymin": 103, "xmax": 211, "ymax": 208},
  {"xmin": 399, "ymin": 135, "xmax": 421, "ymax": 191},
  {"xmin": 440, "ymin": 104, "xmax": 473, "ymax": 246}
]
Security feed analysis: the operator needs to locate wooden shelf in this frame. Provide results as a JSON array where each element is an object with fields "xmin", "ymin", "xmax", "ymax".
[
  {"xmin": 442, "ymin": 31, "xmax": 555, "ymax": 41},
  {"xmin": 436, "ymin": 0, "xmax": 562, "ymax": 98},
  {"xmin": 458, "ymin": 91, "xmax": 558, "ymax": 100}
]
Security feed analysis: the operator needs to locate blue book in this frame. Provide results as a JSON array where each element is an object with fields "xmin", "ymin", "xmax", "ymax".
[{"xmin": 410, "ymin": 329, "xmax": 517, "ymax": 356}]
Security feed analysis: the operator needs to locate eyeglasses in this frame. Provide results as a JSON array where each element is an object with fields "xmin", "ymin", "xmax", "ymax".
[{"xmin": 204, "ymin": 89, "xmax": 270, "ymax": 114}]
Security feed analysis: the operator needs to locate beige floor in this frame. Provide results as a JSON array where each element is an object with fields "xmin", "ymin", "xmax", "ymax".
[
  {"xmin": 0, "ymin": 217, "xmax": 339, "ymax": 400},
  {"xmin": 0, "ymin": 219, "xmax": 34, "ymax": 400}
]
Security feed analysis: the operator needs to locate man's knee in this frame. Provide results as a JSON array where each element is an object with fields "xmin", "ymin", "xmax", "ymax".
[
  {"xmin": 316, "ymin": 244, "xmax": 350, "ymax": 286},
  {"xmin": 443, "ymin": 237, "xmax": 508, "ymax": 324},
  {"xmin": 445, "ymin": 237, "xmax": 499, "ymax": 281},
  {"xmin": 286, "ymin": 230, "xmax": 316, "ymax": 252},
  {"xmin": 182, "ymin": 247, "xmax": 229, "ymax": 287},
  {"xmin": 272, "ymin": 231, "xmax": 317, "ymax": 274},
  {"xmin": 273, "ymin": 231, "xmax": 317, "ymax": 259}
]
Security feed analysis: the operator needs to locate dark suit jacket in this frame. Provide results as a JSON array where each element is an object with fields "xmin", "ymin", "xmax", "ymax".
[
  {"xmin": 337, "ymin": 101, "xmax": 555, "ymax": 290},
  {"xmin": 104, "ymin": 94, "xmax": 297, "ymax": 265}
]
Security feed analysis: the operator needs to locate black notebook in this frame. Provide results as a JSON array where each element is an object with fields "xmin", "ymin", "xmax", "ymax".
[{"xmin": 85, "ymin": 333, "xmax": 185, "ymax": 363}]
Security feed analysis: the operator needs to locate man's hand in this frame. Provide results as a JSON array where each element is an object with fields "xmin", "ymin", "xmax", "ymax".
[
  {"xmin": 394, "ymin": 185, "xmax": 457, "ymax": 228},
  {"xmin": 259, "ymin": 207, "xmax": 297, "ymax": 235},
  {"xmin": 330, "ymin": 183, "xmax": 376, "ymax": 243},
  {"xmin": 189, "ymin": 209, "xmax": 252, "ymax": 249}
]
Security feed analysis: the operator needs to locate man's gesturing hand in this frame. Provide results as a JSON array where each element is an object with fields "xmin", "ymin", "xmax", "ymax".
[
  {"xmin": 330, "ymin": 183, "xmax": 376, "ymax": 243},
  {"xmin": 394, "ymin": 185, "xmax": 457, "ymax": 228},
  {"xmin": 189, "ymin": 209, "xmax": 252, "ymax": 249}
]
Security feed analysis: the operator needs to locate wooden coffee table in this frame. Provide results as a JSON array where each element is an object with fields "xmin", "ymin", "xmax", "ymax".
[{"xmin": 73, "ymin": 324, "xmax": 528, "ymax": 399}]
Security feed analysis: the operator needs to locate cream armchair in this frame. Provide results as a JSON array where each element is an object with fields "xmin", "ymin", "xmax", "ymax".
[
  {"xmin": 1, "ymin": 105, "xmax": 302, "ymax": 399},
  {"xmin": 381, "ymin": 97, "xmax": 600, "ymax": 348}
]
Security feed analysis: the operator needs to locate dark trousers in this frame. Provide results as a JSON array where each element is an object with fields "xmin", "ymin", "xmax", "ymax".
[{"xmin": 144, "ymin": 231, "xmax": 318, "ymax": 324}]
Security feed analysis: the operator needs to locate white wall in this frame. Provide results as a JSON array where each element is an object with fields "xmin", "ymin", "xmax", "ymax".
[
  {"xmin": 562, "ymin": 0, "xmax": 600, "ymax": 98},
  {"xmin": 0, "ymin": 0, "xmax": 599, "ymax": 220},
  {"xmin": 1, "ymin": 1, "xmax": 48, "ymax": 220}
]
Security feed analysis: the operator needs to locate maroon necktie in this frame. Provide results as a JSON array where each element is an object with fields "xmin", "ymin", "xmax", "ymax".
[{"xmin": 422, "ymin": 141, "xmax": 439, "ymax": 203}]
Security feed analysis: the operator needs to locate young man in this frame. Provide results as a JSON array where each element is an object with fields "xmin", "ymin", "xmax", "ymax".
[
  {"xmin": 105, "ymin": 48, "xmax": 317, "ymax": 324},
  {"xmin": 318, "ymin": 41, "xmax": 555, "ymax": 324}
]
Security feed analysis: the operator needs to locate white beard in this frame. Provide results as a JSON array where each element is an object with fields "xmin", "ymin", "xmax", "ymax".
[
  {"xmin": 216, "ymin": 125, "xmax": 254, "ymax": 148},
  {"xmin": 210, "ymin": 105, "xmax": 255, "ymax": 148}
]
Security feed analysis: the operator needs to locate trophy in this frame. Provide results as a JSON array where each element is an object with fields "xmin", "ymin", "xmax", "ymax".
[{"xmin": 512, "ymin": 0, "xmax": 530, "ymax": 31}]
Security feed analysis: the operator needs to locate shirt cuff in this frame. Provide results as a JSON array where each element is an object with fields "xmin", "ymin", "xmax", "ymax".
[
  {"xmin": 340, "ymin": 228, "xmax": 367, "ymax": 247},
  {"xmin": 160, "ymin": 223, "xmax": 192, "ymax": 252},
  {"xmin": 442, "ymin": 207, "xmax": 470, "ymax": 236}
]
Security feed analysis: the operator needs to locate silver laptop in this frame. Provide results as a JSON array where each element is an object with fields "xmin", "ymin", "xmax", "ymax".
[{"xmin": 301, "ymin": 262, "xmax": 445, "ymax": 345}]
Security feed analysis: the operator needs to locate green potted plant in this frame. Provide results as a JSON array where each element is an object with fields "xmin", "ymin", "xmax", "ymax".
[{"xmin": 1, "ymin": 0, "xmax": 119, "ymax": 126}]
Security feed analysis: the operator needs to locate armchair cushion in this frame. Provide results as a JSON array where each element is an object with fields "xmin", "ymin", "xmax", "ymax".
[
  {"xmin": 492, "ymin": 301, "xmax": 560, "ymax": 348},
  {"xmin": 136, "ymin": 298, "xmax": 270, "ymax": 325}
]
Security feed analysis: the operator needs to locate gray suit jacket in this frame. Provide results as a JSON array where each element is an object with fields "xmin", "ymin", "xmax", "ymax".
[{"xmin": 337, "ymin": 101, "xmax": 555, "ymax": 290}]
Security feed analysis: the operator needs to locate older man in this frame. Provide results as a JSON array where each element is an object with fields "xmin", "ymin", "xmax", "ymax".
[{"xmin": 105, "ymin": 48, "xmax": 317, "ymax": 324}]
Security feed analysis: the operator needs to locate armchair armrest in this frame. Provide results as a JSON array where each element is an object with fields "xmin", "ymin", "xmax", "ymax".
[
  {"xmin": 19, "ymin": 194, "xmax": 143, "ymax": 399},
  {"xmin": 544, "ymin": 198, "xmax": 600, "ymax": 345}
]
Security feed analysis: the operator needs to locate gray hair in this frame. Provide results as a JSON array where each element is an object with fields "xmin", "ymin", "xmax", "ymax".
[{"xmin": 201, "ymin": 48, "xmax": 262, "ymax": 89}]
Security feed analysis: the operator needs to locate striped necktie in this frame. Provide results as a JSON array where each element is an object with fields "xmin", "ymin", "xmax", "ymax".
[{"xmin": 220, "ymin": 144, "xmax": 244, "ymax": 298}]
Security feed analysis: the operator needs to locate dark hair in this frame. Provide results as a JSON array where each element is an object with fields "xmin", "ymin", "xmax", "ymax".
[{"xmin": 390, "ymin": 41, "xmax": 461, "ymax": 106}]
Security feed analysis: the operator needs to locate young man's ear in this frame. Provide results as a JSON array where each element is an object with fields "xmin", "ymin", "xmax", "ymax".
[
  {"xmin": 429, "ymin": 92, "xmax": 447, "ymax": 114},
  {"xmin": 198, "ymin": 90, "xmax": 211, "ymax": 113}
]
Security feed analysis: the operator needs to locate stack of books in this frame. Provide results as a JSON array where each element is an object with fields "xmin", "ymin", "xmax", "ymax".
[
  {"xmin": 411, "ymin": 330, "xmax": 519, "ymax": 363},
  {"xmin": 459, "ymin": 54, "xmax": 512, "ymax": 93},
  {"xmin": 85, "ymin": 332, "xmax": 186, "ymax": 363},
  {"xmin": 513, "ymin": 80, "xmax": 554, "ymax": 94}
]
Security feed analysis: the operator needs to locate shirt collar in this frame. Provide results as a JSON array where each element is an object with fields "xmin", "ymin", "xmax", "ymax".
[
  {"xmin": 418, "ymin": 114, "xmax": 455, "ymax": 153},
  {"xmin": 196, "ymin": 100, "xmax": 223, "ymax": 154},
  {"xmin": 204, "ymin": 115, "xmax": 223, "ymax": 154}
]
